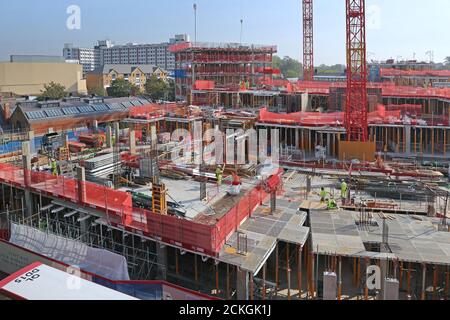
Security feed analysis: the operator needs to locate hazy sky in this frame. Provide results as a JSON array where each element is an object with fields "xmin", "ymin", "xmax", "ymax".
[{"xmin": 0, "ymin": 0, "xmax": 449, "ymax": 64}]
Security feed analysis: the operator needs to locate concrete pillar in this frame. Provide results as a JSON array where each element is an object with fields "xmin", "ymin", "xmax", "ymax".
[
  {"xmin": 326, "ymin": 133, "xmax": 332, "ymax": 156},
  {"xmin": 405, "ymin": 125, "xmax": 411, "ymax": 154},
  {"xmin": 92, "ymin": 120, "xmax": 99, "ymax": 134},
  {"xmin": 22, "ymin": 149, "xmax": 33, "ymax": 216},
  {"xmin": 157, "ymin": 244, "xmax": 167, "ymax": 280},
  {"xmin": 76, "ymin": 166, "xmax": 86, "ymax": 203},
  {"xmin": 150, "ymin": 125, "xmax": 157, "ymax": 149},
  {"xmin": 323, "ymin": 272, "xmax": 338, "ymax": 300},
  {"xmin": 129, "ymin": 129, "xmax": 136, "ymax": 155},
  {"xmin": 114, "ymin": 122, "xmax": 120, "ymax": 146},
  {"xmin": 295, "ymin": 129, "xmax": 300, "ymax": 149},
  {"xmin": 301, "ymin": 93, "xmax": 310, "ymax": 112},
  {"xmin": 105, "ymin": 125, "xmax": 113, "ymax": 148},
  {"xmin": 76, "ymin": 166, "xmax": 88, "ymax": 241},
  {"xmin": 27, "ymin": 131, "xmax": 35, "ymax": 154},
  {"xmin": 61, "ymin": 132, "xmax": 69, "ymax": 148},
  {"xmin": 236, "ymin": 268, "xmax": 249, "ymax": 300},
  {"xmin": 383, "ymin": 278, "xmax": 400, "ymax": 300}
]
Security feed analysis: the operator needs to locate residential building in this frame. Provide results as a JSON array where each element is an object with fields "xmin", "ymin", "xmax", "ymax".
[
  {"xmin": 0, "ymin": 55, "xmax": 87, "ymax": 96},
  {"xmin": 63, "ymin": 44, "xmax": 98, "ymax": 77},
  {"xmin": 86, "ymin": 64, "xmax": 168, "ymax": 93},
  {"xmin": 99, "ymin": 34, "xmax": 189, "ymax": 72}
]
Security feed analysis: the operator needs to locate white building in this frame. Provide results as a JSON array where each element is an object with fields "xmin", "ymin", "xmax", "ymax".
[
  {"xmin": 63, "ymin": 44, "xmax": 98, "ymax": 77},
  {"xmin": 99, "ymin": 34, "xmax": 189, "ymax": 72}
]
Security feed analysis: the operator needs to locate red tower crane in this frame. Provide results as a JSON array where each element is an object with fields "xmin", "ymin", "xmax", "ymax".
[
  {"xmin": 302, "ymin": 0, "xmax": 314, "ymax": 81},
  {"xmin": 345, "ymin": 0, "xmax": 368, "ymax": 142}
]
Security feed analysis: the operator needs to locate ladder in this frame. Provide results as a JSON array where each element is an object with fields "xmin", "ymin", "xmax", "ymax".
[{"xmin": 152, "ymin": 179, "xmax": 168, "ymax": 215}]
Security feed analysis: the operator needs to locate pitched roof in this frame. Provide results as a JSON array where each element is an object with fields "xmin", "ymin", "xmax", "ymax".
[{"xmin": 100, "ymin": 64, "xmax": 163, "ymax": 75}]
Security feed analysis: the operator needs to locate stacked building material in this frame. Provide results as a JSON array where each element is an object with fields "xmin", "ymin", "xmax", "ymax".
[{"xmin": 83, "ymin": 153, "xmax": 121, "ymax": 179}]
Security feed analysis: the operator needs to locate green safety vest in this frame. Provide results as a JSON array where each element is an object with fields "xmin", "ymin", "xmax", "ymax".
[{"xmin": 341, "ymin": 182, "xmax": 348, "ymax": 197}]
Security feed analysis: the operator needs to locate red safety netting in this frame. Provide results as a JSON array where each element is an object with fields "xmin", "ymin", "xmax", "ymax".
[
  {"xmin": 129, "ymin": 103, "xmax": 178, "ymax": 119},
  {"xmin": 0, "ymin": 163, "xmax": 284, "ymax": 256},
  {"xmin": 380, "ymin": 68, "xmax": 450, "ymax": 78},
  {"xmin": 0, "ymin": 163, "xmax": 132, "ymax": 220},
  {"xmin": 194, "ymin": 80, "xmax": 215, "ymax": 90},
  {"xmin": 258, "ymin": 106, "xmax": 408, "ymax": 126}
]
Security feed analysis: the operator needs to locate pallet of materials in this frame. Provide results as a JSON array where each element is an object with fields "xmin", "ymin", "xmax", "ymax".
[{"xmin": 68, "ymin": 142, "xmax": 87, "ymax": 153}]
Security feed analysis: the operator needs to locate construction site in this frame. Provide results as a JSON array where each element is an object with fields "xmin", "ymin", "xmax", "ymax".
[{"xmin": 0, "ymin": 0, "xmax": 449, "ymax": 301}]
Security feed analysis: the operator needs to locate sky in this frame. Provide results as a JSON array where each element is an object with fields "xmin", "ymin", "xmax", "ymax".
[{"xmin": 0, "ymin": 0, "xmax": 449, "ymax": 65}]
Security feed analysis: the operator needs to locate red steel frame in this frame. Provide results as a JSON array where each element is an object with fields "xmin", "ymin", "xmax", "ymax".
[
  {"xmin": 303, "ymin": 0, "xmax": 314, "ymax": 81},
  {"xmin": 345, "ymin": 0, "xmax": 368, "ymax": 142}
]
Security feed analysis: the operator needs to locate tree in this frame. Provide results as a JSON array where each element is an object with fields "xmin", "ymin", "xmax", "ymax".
[
  {"xmin": 145, "ymin": 75, "xmax": 173, "ymax": 101},
  {"xmin": 39, "ymin": 82, "xmax": 67, "ymax": 100},
  {"xmin": 445, "ymin": 56, "xmax": 450, "ymax": 66},
  {"xmin": 107, "ymin": 78, "xmax": 139, "ymax": 97},
  {"xmin": 88, "ymin": 86, "xmax": 107, "ymax": 97},
  {"xmin": 272, "ymin": 55, "xmax": 303, "ymax": 79}
]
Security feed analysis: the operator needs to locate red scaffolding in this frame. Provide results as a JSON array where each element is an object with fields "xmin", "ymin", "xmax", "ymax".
[
  {"xmin": 303, "ymin": 0, "xmax": 314, "ymax": 81},
  {"xmin": 345, "ymin": 0, "xmax": 368, "ymax": 142}
]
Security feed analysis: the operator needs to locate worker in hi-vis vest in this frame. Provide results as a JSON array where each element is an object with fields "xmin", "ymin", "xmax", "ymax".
[
  {"xmin": 215, "ymin": 166, "xmax": 223, "ymax": 186},
  {"xmin": 341, "ymin": 179, "xmax": 348, "ymax": 204},
  {"xmin": 51, "ymin": 159, "xmax": 58, "ymax": 176},
  {"xmin": 319, "ymin": 187, "xmax": 328, "ymax": 204}
]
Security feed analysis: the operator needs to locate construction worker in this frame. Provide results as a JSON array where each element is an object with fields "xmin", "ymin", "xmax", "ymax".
[
  {"xmin": 215, "ymin": 166, "xmax": 223, "ymax": 186},
  {"xmin": 319, "ymin": 187, "xmax": 328, "ymax": 204},
  {"xmin": 230, "ymin": 171, "xmax": 242, "ymax": 195},
  {"xmin": 327, "ymin": 196, "xmax": 338, "ymax": 210},
  {"xmin": 341, "ymin": 179, "xmax": 348, "ymax": 205},
  {"xmin": 50, "ymin": 159, "xmax": 58, "ymax": 176}
]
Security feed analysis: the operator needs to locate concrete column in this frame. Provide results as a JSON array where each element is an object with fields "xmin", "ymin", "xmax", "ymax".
[
  {"xmin": 150, "ymin": 125, "xmax": 157, "ymax": 149},
  {"xmin": 326, "ymin": 133, "xmax": 332, "ymax": 156},
  {"xmin": 236, "ymin": 268, "xmax": 249, "ymax": 300},
  {"xmin": 61, "ymin": 132, "xmax": 69, "ymax": 149},
  {"xmin": 383, "ymin": 278, "xmax": 400, "ymax": 300},
  {"xmin": 114, "ymin": 122, "xmax": 120, "ymax": 146},
  {"xmin": 27, "ymin": 131, "xmax": 35, "ymax": 154},
  {"xmin": 405, "ymin": 125, "xmax": 412, "ymax": 155},
  {"xmin": 129, "ymin": 129, "xmax": 136, "ymax": 155},
  {"xmin": 92, "ymin": 120, "xmax": 99, "ymax": 134},
  {"xmin": 76, "ymin": 166, "xmax": 89, "ymax": 241},
  {"xmin": 157, "ymin": 244, "xmax": 168, "ymax": 280},
  {"xmin": 105, "ymin": 125, "xmax": 113, "ymax": 148},
  {"xmin": 22, "ymin": 147, "xmax": 33, "ymax": 216},
  {"xmin": 76, "ymin": 166, "xmax": 86, "ymax": 203},
  {"xmin": 323, "ymin": 272, "xmax": 338, "ymax": 300},
  {"xmin": 295, "ymin": 129, "xmax": 300, "ymax": 149}
]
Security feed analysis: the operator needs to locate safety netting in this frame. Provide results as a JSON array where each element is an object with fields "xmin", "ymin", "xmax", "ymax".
[
  {"xmin": 258, "ymin": 105, "xmax": 409, "ymax": 126},
  {"xmin": 380, "ymin": 68, "xmax": 450, "ymax": 78},
  {"xmin": 129, "ymin": 103, "xmax": 178, "ymax": 120},
  {"xmin": 0, "ymin": 163, "xmax": 283, "ymax": 257}
]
